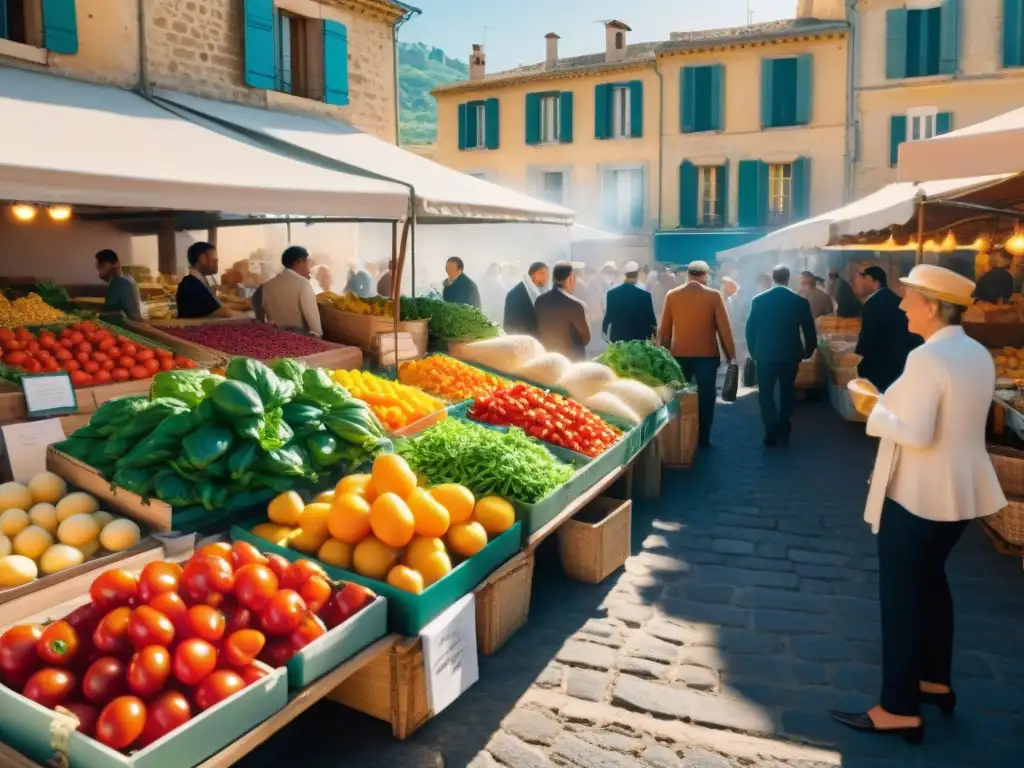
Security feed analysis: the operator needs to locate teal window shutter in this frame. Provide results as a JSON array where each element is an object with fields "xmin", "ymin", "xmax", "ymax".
[
  {"xmin": 484, "ymin": 98, "xmax": 500, "ymax": 149},
  {"xmin": 792, "ymin": 157, "xmax": 811, "ymax": 220},
  {"xmin": 709, "ymin": 65, "xmax": 724, "ymax": 131},
  {"xmin": 595, "ymin": 84, "xmax": 611, "ymax": 139},
  {"xmin": 457, "ymin": 103, "xmax": 468, "ymax": 150},
  {"xmin": 719, "ymin": 161, "xmax": 730, "ymax": 226},
  {"xmin": 760, "ymin": 59, "xmax": 774, "ymax": 128},
  {"xmin": 628, "ymin": 81, "xmax": 644, "ymax": 138},
  {"xmin": 242, "ymin": 0, "xmax": 276, "ymax": 89},
  {"xmin": 889, "ymin": 115, "xmax": 907, "ymax": 167},
  {"xmin": 679, "ymin": 161, "xmax": 698, "ymax": 228},
  {"xmin": 886, "ymin": 8, "xmax": 909, "ymax": 79},
  {"xmin": 41, "ymin": 0, "xmax": 79, "ymax": 54},
  {"xmin": 680, "ymin": 67, "xmax": 697, "ymax": 133},
  {"xmin": 323, "ymin": 20, "xmax": 350, "ymax": 106},
  {"xmin": 795, "ymin": 54, "xmax": 814, "ymax": 125},
  {"xmin": 936, "ymin": 111, "xmax": 953, "ymax": 134},
  {"xmin": 939, "ymin": 0, "xmax": 959, "ymax": 74},
  {"xmin": 738, "ymin": 160, "xmax": 764, "ymax": 227},
  {"xmin": 465, "ymin": 102, "xmax": 479, "ymax": 149},
  {"xmin": 559, "ymin": 91, "xmax": 574, "ymax": 143},
  {"xmin": 1004, "ymin": 0, "xmax": 1024, "ymax": 67},
  {"xmin": 525, "ymin": 93, "xmax": 541, "ymax": 146}
]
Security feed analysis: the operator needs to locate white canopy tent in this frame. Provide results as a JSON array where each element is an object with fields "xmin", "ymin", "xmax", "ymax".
[
  {"xmin": 899, "ymin": 106, "xmax": 1024, "ymax": 183},
  {"xmin": 0, "ymin": 68, "xmax": 410, "ymax": 218},
  {"xmin": 571, "ymin": 224, "xmax": 622, "ymax": 242}
]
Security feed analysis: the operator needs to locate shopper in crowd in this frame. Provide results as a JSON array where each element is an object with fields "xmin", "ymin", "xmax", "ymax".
[
  {"xmin": 503, "ymin": 261, "xmax": 548, "ymax": 337},
  {"xmin": 177, "ymin": 241, "xmax": 235, "ymax": 319},
  {"xmin": 480, "ymin": 261, "xmax": 508, "ymax": 323},
  {"xmin": 442, "ymin": 256, "xmax": 481, "ymax": 309},
  {"xmin": 832, "ymin": 264, "xmax": 1005, "ymax": 743},
  {"xmin": 535, "ymin": 261, "xmax": 590, "ymax": 360},
  {"xmin": 257, "ymin": 246, "xmax": 323, "ymax": 337},
  {"xmin": 602, "ymin": 261, "xmax": 658, "ymax": 343},
  {"xmin": 376, "ymin": 260, "xmax": 393, "ymax": 299},
  {"xmin": 345, "ymin": 263, "xmax": 375, "ymax": 298},
  {"xmin": 972, "ymin": 245, "xmax": 1015, "ymax": 304},
  {"xmin": 855, "ymin": 266, "xmax": 922, "ymax": 393},
  {"xmin": 800, "ymin": 270, "xmax": 835, "ymax": 318},
  {"xmin": 745, "ymin": 265, "xmax": 817, "ymax": 447},
  {"xmin": 95, "ymin": 249, "xmax": 143, "ymax": 322},
  {"xmin": 659, "ymin": 260, "xmax": 735, "ymax": 448},
  {"xmin": 828, "ymin": 267, "xmax": 862, "ymax": 318}
]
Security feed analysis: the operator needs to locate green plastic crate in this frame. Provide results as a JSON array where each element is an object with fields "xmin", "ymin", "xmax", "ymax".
[
  {"xmin": 232, "ymin": 520, "xmax": 522, "ymax": 636},
  {"xmin": 285, "ymin": 595, "xmax": 388, "ymax": 688}
]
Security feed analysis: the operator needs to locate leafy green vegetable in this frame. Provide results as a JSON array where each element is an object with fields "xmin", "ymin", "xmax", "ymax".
[
  {"xmin": 197, "ymin": 481, "xmax": 229, "ymax": 511},
  {"xmin": 153, "ymin": 469, "xmax": 196, "ymax": 506},
  {"xmin": 306, "ymin": 433, "xmax": 344, "ymax": 470},
  {"xmin": 210, "ymin": 380, "xmax": 264, "ymax": 418},
  {"xmin": 115, "ymin": 411, "xmax": 198, "ymax": 469},
  {"xmin": 596, "ymin": 341, "xmax": 686, "ymax": 388},
  {"xmin": 112, "ymin": 467, "xmax": 153, "ymax": 497},
  {"xmin": 226, "ymin": 357, "xmax": 294, "ymax": 409},
  {"xmin": 228, "ymin": 440, "xmax": 261, "ymax": 480},
  {"xmin": 34, "ymin": 280, "xmax": 70, "ymax": 307},
  {"xmin": 272, "ymin": 358, "xmax": 306, "ymax": 394},
  {"xmin": 400, "ymin": 294, "xmax": 499, "ymax": 341},
  {"xmin": 89, "ymin": 397, "xmax": 151, "ymax": 433},
  {"xmin": 149, "ymin": 371, "xmax": 220, "ymax": 408},
  {"xmin": 54, "ymin": 436, "xmax": 104, "ymax": 463},
  {"xmin": 182, "ymin": 427, "xmax": 234, "ymax": 469},
  {"xmin": 301, "ymin": 368, "xmax": 353, "ymax": 410}
]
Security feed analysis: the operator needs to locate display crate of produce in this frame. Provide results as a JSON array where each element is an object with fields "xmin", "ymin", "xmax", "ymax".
[
  {"xmin": 475, "ymin": 550, "xmax": 534, "ymax": 656},
  {"xmin": 557, "ymin": 496, "xmax": 631, "ymax": 584},
  {"xmin": 232, "ymin": 520, "xmax": 521, "ymax": 636},
  {"xmin": 318, "ymin": 305, "xmax": 428, "ymax": 357}
]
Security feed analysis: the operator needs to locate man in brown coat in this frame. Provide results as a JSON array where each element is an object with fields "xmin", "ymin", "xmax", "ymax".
[
  {"xmin": 535, "ymin": 261, "xmax": 591, "ymax": 360},
  {"xmin": 659, "ymin": 260, "xmax": 736, "ymax": 447}
]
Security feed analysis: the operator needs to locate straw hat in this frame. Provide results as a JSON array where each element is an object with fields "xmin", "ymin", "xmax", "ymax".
[{"xmin": 899, "ymin": 264, "xmax": 975, "ymax": 307}]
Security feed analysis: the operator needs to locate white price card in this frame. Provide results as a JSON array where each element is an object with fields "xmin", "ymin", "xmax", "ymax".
[
  {"xmin": 21, "ymin": 372, "xmax": 78, "ymax": 418},
  {"xmin": 420, "ymin": 593, "xmax": 479, "ymax": 715},
  {"xmin": 1, "ymin": 418, "xmax": 66, "ymax": 483}
]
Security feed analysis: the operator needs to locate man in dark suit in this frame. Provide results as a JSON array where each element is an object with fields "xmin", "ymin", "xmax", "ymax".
[
  {"xmin": 502, "ymin": 261, "xmax": 548, "ymax": 336},
  {"xmin": 746, "ymin": 265, "xmax": 817, "ymax": 447},
  {"xmin": 828, "ymin": 267, "xmax": 862, "ymax": 318},
  {"xmin": 535, "ymin": 261, "xmax": 591, "ymax": 359},
  {"xmin": 854, "ymin": 265, "xmax": 922, "ymax": 393},
  {"xmin": 602, "ymin": 261, "xmax": 658, "ymax": 342}
]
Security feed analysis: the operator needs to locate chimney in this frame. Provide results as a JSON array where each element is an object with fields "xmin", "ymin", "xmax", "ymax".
[
  {"xmin": 605, "ymin": 20, "xmax": 631, "ymax": 63},
  {"xmin": 545, "ymin": 33, "xmax": 560, "ymax": 70},
  {"xmin": 469, "ymin": 44, "xmax": 486, "ymax": 80},
  {"xmin": 796, "ymin": 0, "xmax": 846, "ymax": 20}
]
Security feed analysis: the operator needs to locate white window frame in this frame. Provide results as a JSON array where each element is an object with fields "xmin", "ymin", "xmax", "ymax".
[
  {"xmin": 600, "ymin": 163, "xmax": 645, "ymax": 231},
  {"xmin": 906, "ymin": 106, "xmax": 939, "ymax": 142},
  {"xmin": 539, "ymin": 94, "xmax": 560, "ymax": 144},
  {"xmin": 611, "ymin": 85, "xmax": 631, "ymax": 139},
  {"xmin": 768, "ymin": 163, "xmax": 793, "ymax": 219},
  {"xmin": 698, "ymin": 166, "xmax": 724, "ymax": 227},
  {"xmin": 529, "ymin": 165, "xmax": 572, "ymax": 207},
  {"xmin": 540, "ymin": 171, "xmax": 565, "ymax": 204},
  {"xmin": 472, "ymin": 103, "xmax": 487, "ymax": 149}
]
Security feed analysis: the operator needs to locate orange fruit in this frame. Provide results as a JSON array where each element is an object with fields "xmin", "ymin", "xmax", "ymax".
[
  {"xmin": 267, "ymin": 491, "xmax": 304, "ymax": 526},
  {"xmin": 371, "ymin": 455, "xmax": 417, "ymax": 499},
  {"xmin": 336, "ymin": 474, "xmax": 376, "ymax": 502},
  {"xmin": 352, "ymin": 536, "xmax": 400, "ymax": 580},
  {"xmin": 417, "ymin": 550, "xmax": 452, "ymax": 587},
  {"xmin": 403, "ymin": 536, "xmax": 446, "ymax": 569},
  {"xmin": 327, "ymin": 493, "xmax": 372, "ymax": 544},
  {"xmin": 446, "ymin": 521, "xmax": 488, "ymax": 558},
  {"xmin": 250, "ymin": 522, "xmax": 294, "ymax": 546},
  {"xmin": 406, "ymin": 487, "xmax": 450, "ymax": 538},
  {"xmin": 318, "ymin": 538, "xmax": 354, "ymax": 569},
  {"xmin": 298, "ymin": 503, "xmax": 332, "ymax": 538},
  {"xmin": 387, "ymin": 565, "xmax": 425, "ymax": 594},
  {"xmin": 472, "ymin": 496, "xmax": 515, "ymax": 536},
  {"xmin": 429, "ymin": 484, "xmax": 475, "ymax": 523},
  {"xmin": 289, "ymin": 526, "xmax": 330, "ymax": 555},
  {"xmin": 369, "ymin": 493, "xmax": 416, "ymax": 548}
]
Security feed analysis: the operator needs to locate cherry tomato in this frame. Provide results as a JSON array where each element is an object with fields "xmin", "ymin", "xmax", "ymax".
[
  {"xmin": 82, "ymin": 656, "xmax": 128, "ymax": 706},
  {"xmin": 95, "ymin": 696, "xmax": 146, "ymax": 750},
  {"xmin": 137, "ymin": 561, "xmax": 182, "ymax": 604},
  {"xmin": 23, "ymin": 668, "xmax": 77, "ymax": 708},
  {"xmin": 181, "ymin": 555, "xmax": 235, "ymax": 603},
  {"xmin": 142, "ymin": 358, "xmax": 161, "ymax": 374},
  {"xmin": 75, "ymin": 352, "xmax": 91, "ymax": 366},
  {"xmin": 98, "ymin": 336, "xmax": 116, "ymax": 351},
  {"xmin": 3, "ymin": 350, "xmax": 27, "ymax": 366},
  {"xmin": 289, "ymin": 614, "xmax": 326, "ymax": 652},
  {"xmin": 137, "ymin": 690, "xmax": 191, "ymax": 748},
  {"xmin": 194, "ymin": 670, "xmax": 245, "ymax": 712},
  {"xmin": 320, "ymin": 583, "xmax": 374, "ymax": 629},
  {"xmin": 111, "ymin": 367, "xmax": 130, "ymax": 382},
  {"xmin": 37, "ymin": 621, "xmax": 80, "ymax": 666},
  {"xmin": 230, "ymin": 541, "xmax": 268, "ymax": 569},
  {"xmin": 120, "ymin": 342, "xmax": 137, "ymax": 357},
  {"xmin": 135, "ymin": 348, "xmax": 155, "ymax": 361},
  {"xmin": 281, "ymin": 559, "xmax": 327, "ymax": 591},
  {"xmin": 172, "ymin": 639, "xmax": 217, "ymax": 686},
  {"xmin": 159, "ymin": 356, "xmax": 175, "ymax": 371},
  {"xmin": 126, "ymin": 646, "xmax": 171, "ymax": 697},
  {"xmin": 154, "ymin": 347, "xmax": 173, "ymax": 359},
  {"xmin": 62, "ymin": 701, "xmax": 99, "ymax": 738},
  {"xmin": 64, "ymin": 604, "xmax": 102, "ymax": 641},
  {"xmin": 147, "ymin": 591, "xmax": 189, "ymax": 636},
  {"xmin": 258, "ymin": 638, "xmax": 295, "ymax": 667},
  {"xmin": 197, "ymin": 542, "xmax": 233, "ymax": 563},
  {"xmin": 68, "ymin": 331, "xmax": 85, "ymax": 344},
  {"xmin": 175, "ymin": 356, "xmax": 198, "ymax": 369},
  {"xmin": 221, "ymin": 629, "xmax": 266, "ymax": 668},
  {"xmin": 129, "ymin": 365, "xmax": 150, "ymax": 380},
  {"xmin": 236, "ymin": 665, "xmax": 268, "ymax": 686},
  {"xmin": 76, "ymin": 342, "xmax": 93, "ymax": 356},
  {"xmin": 90, "ymin": 569, "xmax": 139, "ymax": 611},
  {"xmin": 118, "ymin": 356, "xmax": 136, "ymax": 370},
  {"xmin": 0, "ymin": 624, "xmax": 43, "ymax": 681},
  {"xmin": 264, "ymin": 553, "xmax": 291, "ymax": 582},
  {"xmin": 233, "ymin": 564, "xmax": 278, "ymax": 612},
  {"xmin": 221, "ymin": 600, "xmax": 254, "ymax": 633},
  {"xmin": 93, "ymin": 607, "xmax": 133, "ymax": 656},
  {"xmin": 70, "ymin": 370, "xmax": 93, "ymax": 387},
  {"xmin": 127, "ymin": 605, "xmax": 175, "ymax": 649},
  {"xmin": 298, "ymin": 575, "xmax": 331, "ymax": 615},
  {"xmin": 185, "ymin": 605, "xmax": 225, "ymax": 644},
  {"xmin": 259, "ymin": 590, "xmax": 306, "ymax": 636}
]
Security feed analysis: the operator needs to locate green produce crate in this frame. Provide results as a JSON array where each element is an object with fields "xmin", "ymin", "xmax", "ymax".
[
  {"xmin": 286, "ymin": 595, "xmax": 388, "ymax": 688},
  {"xmin": 0, "ymin": 664, "xmax": 288, "ymax": 768},
  {"xmin": 232, "ymin": 519, "xmax": 522, "ymax": 636}
]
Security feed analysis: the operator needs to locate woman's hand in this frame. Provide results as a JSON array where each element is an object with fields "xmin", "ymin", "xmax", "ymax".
[{"xmin": 848, "ymin": 378, "xmax": 880, "ymax": 416}]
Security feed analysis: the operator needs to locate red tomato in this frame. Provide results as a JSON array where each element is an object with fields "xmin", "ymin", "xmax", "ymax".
[
  {"xmin": 0, "ymin": 624, "xmax": 43, "ymax": 682},
  {"xmin": 135, "ymin": 348, "xmax": 155, "ymax": 361},
  {"xmin": 130, "ymin": 365, "xmax": 151, "ymax": 380},
  {"xmin": 233, "ymin": 564, "xmax": 278, "ymax": 612},
  {"xmin": 75, "ymin": 352, "xmax": 91, "ymax": 365},
  {"xmin": 107, "ymin": 345, "xmax": 121, "ymax": 358},
  {"xmin": 320, "ymin": 583, "xmax": 373, "ymax": 629},
  {"xmin": 93, "ymin": 607, "xmax": 133, "ymax": 656},
  {"xmin": 25, "ymin": 340, "xmax": 40, "ymax": 354},
  {"xmin": 68, "ymin": 331, "xmax": 85, "ymax": 345},
  {"xmin": 264, "ymin": 554, "xmax": 291, "ymax": 582},
  {"xmin": 194, "ymin": 670, "xmax": 245, "ymax": 712},
  {"xmin": 185, "ymin": 605, "xmax": 225, "ymax": 644},
  {"xmin": 90, "ymin": 569, "xmax": 139, "ymax": 611},
  {"xmin": 175, "ymin": 356, "xmax": 198, "ymax": 369},
  {"xmin": 75, "ymin": 342, "xmax": 93, "ymax": 356},
  {"xmin": 64, "ymin": 603, "xmax": 102, "ymax": 640},
  {"xmin": 120, "ymin": 342, "xmax": 137, "ymax": 357},
  {"xmin": 147, "ymin": 592, "xmax": 189, "ymax": 637},
  {"xmin": 91, "ymin": 351, "xmax": 108, "ymax": 363},
  {"xmin": 298, "ymin": 575, "xmax": 331, "ymax": 615},
  {"xmin": 258, "ymin": 638, "xmax": 295, "ymax": 667},
  {"xmin": 110, "ymin": 367, "xmax": 130, "ymax": 382},
  {"xmin": 23, "ymin": 668, "xmax": 77, "ymax": 708},
  {"xmin": 230, "ymin": 541, "xmax": 268, "ymax": 569},
  {"xmin": 82, "ymin": 657, "xmax": 128, "ymax": 706},
  {"xmin": 59, "ymin": 338, "xmax": 74, "ymax": 349},
  {"xmin": 98, "ymin": 336, "xmax": 116, "ymax": 352},
  {"xmin": 38, "ymin": 333, "xmax": 57, "ymax": 349},
  {"xmin": 68, "ymin": 369, "xmax": 91, "ymax": 386},
  {"xmin": 127, "ymin": 606, "xmax": 175, "ymax": 649},
  {"xmin": 259, "ymin": 590, "xmax": 306, "ymax": 636},
  {"xmin": 159, "ymin": 356, "xmax": 175, "ymax": 371},
  {"xmin": 37, "ymin": 621, "xmax": 80, "ymax": 666},
  {"xmin": 83, "ymin": 360, "xmax": 100, "ymax": 374},
  {"xmin": 154, "ymin": 348, "xmax": 173, "ymax": 359},
  {"xmin": 24, "ymin": 358, "xmax": 42, "ymax": 374},
  {"xmin": 101, "ymin": 359, "xmax": 116, "ymax": 371},
  {"xmin": 119, "ymin": 356, "xmax": 136, "ymax": 369},
  {"xmin": 1, "ymin": 338, "xmax": 22, "ymax": 352},
  {"xmin": 62, "ymin": 701, "xmax": 99, "ymax": 738},
  {"xmin": 221, "ymin": 629, "xmax": 266, "ymax": 668},
  {"xmin": 172, "ymin": 639, "xmax": 217, "ymax": 686},
  {"xmin": 55, "ymin": 348, "xmax": 72, "ymax": 361},
  {"xmin": 221, "ymin": 600, "xmax": 254, "ymax": 634},
  {"xmin": 95, "ymin": 696, "xmax": 146, "ymax": 750},
  {"xmin": 197, "ymin": 542, "xmax": 233, "ymax": 563},
  {"xmin": 142, "ymin": 357, "xmax": 161, "ymax": 374},
  {"xmin": 63, "ymin": 361, "xmax": 80, "ymax": 374},
  {"xmin": 289, "ymin": 614, "xmax": 326, "ymax": 652},
  {"xmin": 137, "ymin": 561, "xmax": 182, "ymax": 604},
  {"xmin": 126, "ymin": 646, "xmax": 171, "ymax": 697},
  {"xmin": 44, "ymin": 358, "xmax": 61, "ymax": 372},
  {"xmin": 281, "ymin": 559, "xmax": 327, "ymax": 591},
  {"xmin": 137, "ymin": 690, "xmax": 191, "ymax": 748},
  {"xmin": 180, "ymin": 555, "xmax": 235, "ymax": 603},
  {"xmin": 3, "ymin": 350, "xmax": 28, "ymax": 366},
  {"xmin": 236, "ymin": 664, "xmax": 268, "ymax": 686}
]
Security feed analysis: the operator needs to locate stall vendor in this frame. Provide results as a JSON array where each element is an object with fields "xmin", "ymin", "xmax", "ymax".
[
  {"xmin": 259, "ymin": 246, "xmax": 323, "ymax": 337},
  {"xmin": 95, "ymin": 249, "xmax": 143, "ymax": 322},
  {"xmin": 177, "ymin": 242, "xmax": 229, "ymax": 318},
  {"xmin": 973, "ymin": 246, "xmax": 1015, "ymax": 304},
  {"xmin": 442, "ymin": 257, "xmax": 481, "ymax": 309}
]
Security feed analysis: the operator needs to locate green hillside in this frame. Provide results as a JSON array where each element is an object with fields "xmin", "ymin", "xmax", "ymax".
[{"xmin": 398, "ymin": 42, "xmax": 467, "ymax": 145}]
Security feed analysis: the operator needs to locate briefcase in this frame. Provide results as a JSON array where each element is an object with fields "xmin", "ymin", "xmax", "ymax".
[{"xmin": 742, "ymin": 357, "xmax": 757, "ymax": 388}]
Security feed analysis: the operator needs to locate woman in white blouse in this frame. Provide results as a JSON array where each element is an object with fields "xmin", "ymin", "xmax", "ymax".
[{"xmin": 834, "ymin": 264, "xmax": 1006, "ymax": 743}]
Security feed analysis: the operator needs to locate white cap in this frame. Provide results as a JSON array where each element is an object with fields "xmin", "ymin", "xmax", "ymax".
[
  {"xmin": 570, "ymin": 261, "xmax": 586, "ymax": 270},
  {"xmin": 623, "ymin": 261, "xmax": 640, "ymax": 274},
  {"xmin": 600, "ymin": 261, "xmax": 617, "ymax": 272},
  {"xmin": 687, "ymin": 260, "xmax": 711, "ymax": 274}
]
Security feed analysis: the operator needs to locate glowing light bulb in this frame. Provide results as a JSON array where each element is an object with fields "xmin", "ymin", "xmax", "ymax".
[
  {"xmin": 46, "ymin": 205, "xmax": 72, "ymax": 222},
  {"xmin": 973, "ymin": 236, "xmax": 991, "ymax": 252},
  {"xmin": 941, "ymin": 231, "xmax": 957, "ymax": 251},
  {"xmin": 1005, "ymin": 229, "xmax": 1024, "ymax": 257},
  {"xmin": 924, "ymin": 239, "xmax": 938, "ymax": 251},
  {"xmin": 11, "ymin": 204, "xmax": 36, "ymax": 222}
]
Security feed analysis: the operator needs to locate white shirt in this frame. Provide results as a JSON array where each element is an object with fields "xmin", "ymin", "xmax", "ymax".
[
  {"xmin": 259, "ymin": 268, "xmax": 323, "ymax": 337},
  {"xmin": 864, "ymin": 325, "xmax": 1005, "ymax": 533}
]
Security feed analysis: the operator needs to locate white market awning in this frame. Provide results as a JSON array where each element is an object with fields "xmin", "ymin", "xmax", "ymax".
[
  {"xmin": 717, "ymin": 214, "xmax": 832, "ymax": 260},
  {"xmin": 153, "ymin": 90, "xmax": 574, "ymax": 226},
  {"xmin": 899, "ymin": 106, "xmax": 1024, "ymax": 182},
  {"xmin": 571, "ymin": 225, "xmax": 623, "ymax": 242},
  {"xmin": 0, "ymin": 68, "xmax": 410, "ymax": 218}
]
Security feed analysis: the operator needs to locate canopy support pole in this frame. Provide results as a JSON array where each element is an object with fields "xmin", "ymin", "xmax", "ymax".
[
  {"xmin": 914, "ymin": 199, "xmax": 926, "ymax": 266},
  {"xmin": 388, "ymin": 217, "xmax": 412, "ymax": 370}
]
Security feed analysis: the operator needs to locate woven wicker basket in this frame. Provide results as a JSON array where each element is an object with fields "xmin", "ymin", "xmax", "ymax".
[
  {"xmin": 476, "ymin": 551, "xmax": 535, "ymax": 655},
  {"xmin": 987, "ymin": 445, "xmax": 1024, "ymax": 497},
  {"xmin": 986, "ymin": 500, "xmax": 1024, "ymax": 545},
  {"xmin": 557, "ymin": 497, "xmax": 632, "ymax": 584}
]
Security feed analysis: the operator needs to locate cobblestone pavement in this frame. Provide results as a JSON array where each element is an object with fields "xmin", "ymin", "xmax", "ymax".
[{"xmin": 240, "ymin": 392, "xmax": 1024, "ymax": 768}]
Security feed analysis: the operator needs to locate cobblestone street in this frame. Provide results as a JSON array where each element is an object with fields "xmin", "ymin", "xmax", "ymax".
[{"xmin": 241, "ymin": 392, "xmax": 1024, "ymax": 768}]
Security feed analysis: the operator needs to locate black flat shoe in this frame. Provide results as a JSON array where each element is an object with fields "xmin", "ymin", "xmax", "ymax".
[
  {"xmin": 920, "ymin": 689, "xmax": 956, "ymax": 715},
  {"xmin": 829, "ymin": 710, "xmax": 925, "ymax": 744}
]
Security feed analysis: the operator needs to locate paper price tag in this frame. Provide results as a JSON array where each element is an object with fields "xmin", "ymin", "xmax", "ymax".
[
  {"xmin": 21, "ymin": 373, "xmax": 78, "ymax": 418},
  {"xmin": 420, "ymin": 593, "xmax": 479, "ymax": 715}
]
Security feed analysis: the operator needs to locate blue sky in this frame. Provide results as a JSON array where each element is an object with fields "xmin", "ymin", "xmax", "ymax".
[{"xmin": 401, "ymin": 0, "xmax": 798, "ymax": 71}]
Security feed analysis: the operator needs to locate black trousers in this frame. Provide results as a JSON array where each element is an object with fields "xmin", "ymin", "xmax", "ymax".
[
  {"xmin": 877, "ymin": 498, "xmax": 969, "ymax": 716},
  {"xmin": 676, "ymin": 356, "xmax": 719, "ymax": 444},
  {"xmin": 755, "ymin": 360, "xmax": 799, "ymax": 438}
]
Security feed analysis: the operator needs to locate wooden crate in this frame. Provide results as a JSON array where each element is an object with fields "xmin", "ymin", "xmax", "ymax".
[
  {"xmin": 476, "ymin": 551, "xmax": 534, "ymax": 655},
  {"xmin": 0, "ymin": 379, "xmax": 153, "ymax": 427},
  {"xmin": 658, "ymin": 393, "xmax": 697, "ymax": 469},
  {"xmin": 557, "ymin": 497, "xmax": 631, "ymax": 585},
  {"xmin": 633, "ymin": 438, "xmax": 662, "ymax": 500},
  {"xmin": 121, "ymin": 319, "xmax": 230, "ymax": 368},
  {"xmin": 318, "ymin": 305, "xmax": 428, "ymax": 356}
]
